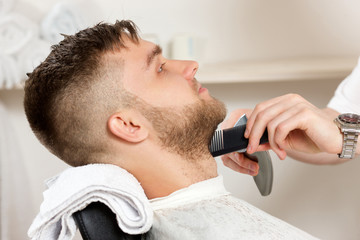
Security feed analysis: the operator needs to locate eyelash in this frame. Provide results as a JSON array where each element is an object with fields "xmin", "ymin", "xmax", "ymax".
[{"xmin": 158, "ymin": 63, "xmax": 166, "ymax": 73}]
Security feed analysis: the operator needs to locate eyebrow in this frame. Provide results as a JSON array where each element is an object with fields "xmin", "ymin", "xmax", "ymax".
[{"xmin": 146, "ymin": 45, "xmax": 162, "ymax": 69}]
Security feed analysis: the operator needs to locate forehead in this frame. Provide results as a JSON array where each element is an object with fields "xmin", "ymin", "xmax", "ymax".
[
  {"xmin": 121, "ymin": 37, "xmax": 155, "ymax": 62},
  {"xmin": 102, "ymin": 36, "xmax": 155, "ymax": 58},
  {"xmin": 100, "ymin": 37, "xmax": 155, "ymax": 74},
  {"xmin": 103, "ymin": 37, "xmax": 157, "ymax": 91}
]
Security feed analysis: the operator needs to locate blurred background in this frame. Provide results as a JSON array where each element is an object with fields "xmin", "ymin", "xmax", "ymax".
[{"xmin": 1, "ymin": 0, "xmax": 360, "ymax": 239}]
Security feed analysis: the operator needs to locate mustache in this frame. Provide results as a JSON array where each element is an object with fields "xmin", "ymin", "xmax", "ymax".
[{"xmin": 191, "ymin": 78, "xmax": 199, "ymax": 93}]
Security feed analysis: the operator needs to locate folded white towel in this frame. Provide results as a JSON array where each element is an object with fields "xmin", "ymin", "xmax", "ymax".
[
  {"xmin": 0, "ymin": 13, "xmax": 39, "ymax": 55},
  {"xmin": 0, "ymin": 53, "xmax": 21, "ymax": 89},
  {"xmin": 28, "ymin": 164, "xmax": 153, "ymax": 240},
  {"xmin": 0, "ymin": 0, "xmax": 16, "ymax": 16},
  {"xmin": 40, "ymin": 1, "xmax": 87, "ymax": 44}
]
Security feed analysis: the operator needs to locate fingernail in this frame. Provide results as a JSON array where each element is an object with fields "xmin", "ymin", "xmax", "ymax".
[
  {"xmin": 244, "ymin": 129, "xmax": 249, "ymax": 138},
  {"xmin": 235, "ymin": 153, "xmax": 240, "ymax": 162},
  {"xmin": 248, "ymin": 170, "xmax": 257, "ymax": 176},
  {"xmin": 250, "ymin": 164, "xmax": 257, "ymax": 171},
  {"xmin": 247, "ymin": 145, "xmax": 252, "ymax": 153}
]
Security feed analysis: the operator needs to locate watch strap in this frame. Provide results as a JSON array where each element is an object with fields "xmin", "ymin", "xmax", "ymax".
[{"xmin": 339, "ymin": 131, "xmax": 359, "ymax": 159}]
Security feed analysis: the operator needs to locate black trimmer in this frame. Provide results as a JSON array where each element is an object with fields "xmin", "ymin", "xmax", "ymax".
[{"xmin": 209, "ymin": 114, "xmax": 273, "ymax": 196}]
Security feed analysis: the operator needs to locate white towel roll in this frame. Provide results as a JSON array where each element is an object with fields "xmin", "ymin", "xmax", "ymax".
[
  {"xmin": 17, "ymin": 39, "xmax": 51, "ymax": 77},
  {"xmin": 0, "ymin": 53, "xmax": 21, "ymax": 89},
  {"xmin": 28, "ymin": 164, "xmax": 153, "ymax": 240},
  {"xmin": 0, "ymin": 0, "xmax": 16, "ymax": 16},
  {"xmin": 40, "ymin": 1, "xmax": 87, "ymax": 44},
  {"xmin": 0, "ymin": 13, "xmax": 39, "ymax": 55}
]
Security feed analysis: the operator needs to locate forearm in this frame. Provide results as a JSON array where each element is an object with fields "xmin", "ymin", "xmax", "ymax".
[
  {"xmin": 287, "ymin": 107, "xmax": 360, "ymax": 163},
  {"xmin": 286, "ymin": 150, "xmax": 350, "ymax": 165}
]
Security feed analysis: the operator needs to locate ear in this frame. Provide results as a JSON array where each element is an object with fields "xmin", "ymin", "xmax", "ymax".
[{"xmin": 108, "ymin": 112, "xmax": 148, "ymax": 143}]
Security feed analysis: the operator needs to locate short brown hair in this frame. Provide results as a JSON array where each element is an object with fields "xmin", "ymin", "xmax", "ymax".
[{"xmin": 24, "ymin": 20, "xmax": 139, "ymax": 166}]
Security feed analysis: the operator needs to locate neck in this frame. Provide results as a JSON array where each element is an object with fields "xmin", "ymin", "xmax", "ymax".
[{"xmin": 121, "ymin": 144, "xmax": 218, "ymax": 199}]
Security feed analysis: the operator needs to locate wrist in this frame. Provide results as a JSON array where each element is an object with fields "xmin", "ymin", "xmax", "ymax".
[
  {"xmin": 334, "ymin": 113, "xmax": 360, "ymax": 159},
  {"xmin": 322, "ymin": 107, "xmax": 339, "ymax": 119}
]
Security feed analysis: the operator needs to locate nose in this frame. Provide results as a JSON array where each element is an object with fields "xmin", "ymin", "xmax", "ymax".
[{"xmin": 169, "ymin": 60, "xmax": 199, "ymax": 80}]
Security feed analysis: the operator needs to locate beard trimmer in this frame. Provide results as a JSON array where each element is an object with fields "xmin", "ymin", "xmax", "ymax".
[{"xmin": 209, "ymin": 114, "xmax": 273, "ymax": 196}]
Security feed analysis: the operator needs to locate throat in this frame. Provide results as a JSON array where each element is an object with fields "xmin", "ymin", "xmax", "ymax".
[{"xmin": 130, "ymin": 154, "xmax": 218, "ymax": 200}]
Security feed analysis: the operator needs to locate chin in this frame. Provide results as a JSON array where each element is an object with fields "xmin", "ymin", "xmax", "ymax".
[{"xmin": 199, "ymin": 92, "xmax": 214, "ymax": 101}]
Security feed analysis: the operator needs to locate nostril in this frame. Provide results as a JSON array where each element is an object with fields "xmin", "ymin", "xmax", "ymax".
[
  {"xmin": 181, "ymin": 61, "xmax": 199, "ymax": 79},
  {"xmin": 191, "ymin": 66, "xmax": 198, "ymax": 77}
]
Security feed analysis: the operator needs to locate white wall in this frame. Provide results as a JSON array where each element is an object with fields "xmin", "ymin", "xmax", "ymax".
[
  {"xmin": 17, "ymin": 0, "xmax": 360, "ymax": 63},
  {"xmin": 1, "ymin": 0, "xmax": 360, "ymax": 239}
]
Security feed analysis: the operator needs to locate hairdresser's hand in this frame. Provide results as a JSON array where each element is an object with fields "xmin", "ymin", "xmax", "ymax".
[
  {"xmin": 245, "ymin": 94, "xmax": 342, "ymax": 160},
  {"xmin": 220, "ymin": 109, "xmax": 270, "ymax": 176}
]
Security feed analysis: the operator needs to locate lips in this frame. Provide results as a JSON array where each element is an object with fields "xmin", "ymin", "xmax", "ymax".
[
  {"xmin": 192, "ymin": 78, "xmax": 206, "ymax": 94},
  {"xmin": 198, "ymin": 84, "xmax": 207, "ymax": 94}
]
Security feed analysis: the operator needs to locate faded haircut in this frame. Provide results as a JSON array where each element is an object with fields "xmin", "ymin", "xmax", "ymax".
[{"xmin": 24, "ymin": 20, "xmax": 139, "ymax": 166}]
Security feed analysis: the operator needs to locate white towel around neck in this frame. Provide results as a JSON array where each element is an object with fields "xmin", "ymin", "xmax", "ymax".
[{"xmin": 28, "ymin": 164, "xmax": 153, "ymax": 240}]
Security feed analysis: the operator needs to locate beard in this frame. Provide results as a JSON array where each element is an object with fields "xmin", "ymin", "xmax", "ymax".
[{"xmin": 136, "ymin": 96, "xmax": 227, "ymax": 161}]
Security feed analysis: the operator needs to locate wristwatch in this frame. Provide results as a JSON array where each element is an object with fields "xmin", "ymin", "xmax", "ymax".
[{"xmin": 334, "ymin": 113, "xmax": 360, "ymax": 159}]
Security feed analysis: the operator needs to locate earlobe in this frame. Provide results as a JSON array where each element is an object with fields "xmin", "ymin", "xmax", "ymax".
[{"xmin": 108, "ymin": 112, "xmax": 148, "ymax": 143}]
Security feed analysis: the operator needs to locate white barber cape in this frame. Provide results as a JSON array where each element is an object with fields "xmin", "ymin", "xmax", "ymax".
[
  {"xmin": 148, "ymin": 176, "xmax": 318, "ymax": 240},
  {"xmin": 328, "ymin": 56, "xmax": 360, "ymax": 114}
]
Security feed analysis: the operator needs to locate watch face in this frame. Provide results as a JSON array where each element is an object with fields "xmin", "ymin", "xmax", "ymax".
[{"xmin": 339, "ymin": 113, "xmax": 360, "ymax": 124}]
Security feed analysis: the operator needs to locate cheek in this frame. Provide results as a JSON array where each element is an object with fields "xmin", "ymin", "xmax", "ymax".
[
  {"xmin": 153, "ymin": 84, "xmax": 199, "ymax": 107},
  {"xmin": 125, "ymin": 72, "xmax": 199, "ymax": 107},
  {"xmin": 167, "ymin": 87, "xmax": 199, "ymax": 105}
]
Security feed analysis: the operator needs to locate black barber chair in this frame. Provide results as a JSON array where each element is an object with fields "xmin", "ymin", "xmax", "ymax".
[{"xmin": 73, "ymin": 202, "xmax": 148, "ymax": 240}]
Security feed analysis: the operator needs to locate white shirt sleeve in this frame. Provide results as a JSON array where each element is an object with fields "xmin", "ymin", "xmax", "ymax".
[{"xmin": 327, "ymin": 57, "xmax": 360, "ymax": 114}]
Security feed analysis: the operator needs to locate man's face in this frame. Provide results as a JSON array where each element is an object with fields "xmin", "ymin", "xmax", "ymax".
[
  {"xmin": 115, "ymin": 37, "xmax": 227, "ymax": 160},
  {"xmin": 121, "ymin": 37, "xmax": 211, "ymax": 108}
]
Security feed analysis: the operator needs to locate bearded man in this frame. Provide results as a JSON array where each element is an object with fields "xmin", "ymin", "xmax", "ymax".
[{"xmin": 24, "ymin": 20, "xmax": 318, "ymax": 239}]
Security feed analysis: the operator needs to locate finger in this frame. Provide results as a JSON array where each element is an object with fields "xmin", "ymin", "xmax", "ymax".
[
  {"xmin": 245, "ymin": 95, "xmax": 288, "ymax": 137},
  {"xmin": 271, "ymin": 106, "xmax": 322, "ymax": 158},
  {"xmin": 236, "ymin": 152, "xmax": 260, "ymax": 173},
  {"xmin": 254, "ymin": 143, "xmax": 271, "ymax": 152},
  {"xmin": 222, "ymin": 157, "xmax": 257, "ymax": 176},
  {"xmin": 247, "ymin": 104, "xmax": 288, "ymax": 154},
  {"xmin": 265, "ymin": 105, "xmax": 307, "ymax": 159},
  {"xmin": 245, "ymin": 94, "xmax": 309, "ymax": 138},
  {"xmin": 246, "ymin": 94, "xmax": 310, "ymax": 154},
  {"xmin": 273, "ymin": 107, "xmax": 314, "ymax": 153},
  {"xmin": 221, "ymin": 153, "xmax": 259, "ymax": 176}
]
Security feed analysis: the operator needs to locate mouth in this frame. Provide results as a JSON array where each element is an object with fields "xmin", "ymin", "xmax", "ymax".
[
  {"xmin": 198, "ymin": 84, "xmax": 207, "ymax": 94},
  {"xmin": 192, "ymin": 78, "xmax": 207, "ymax": 94}
]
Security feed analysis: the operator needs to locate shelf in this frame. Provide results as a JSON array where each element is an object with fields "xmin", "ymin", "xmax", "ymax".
[
  {"xmin": 2, "ymin": 57, "xmax": 358, "ymax": 90},
  {"xmin": 0, "ymin": 83, "xmax": 24, "ymax": 90},
  {"xmin": 197, "ymin": 56, "xmax": 358, "ymax": 84}
]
